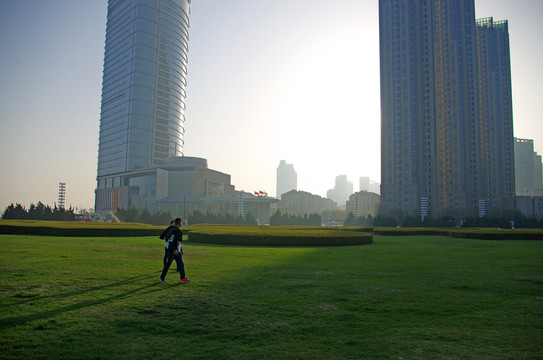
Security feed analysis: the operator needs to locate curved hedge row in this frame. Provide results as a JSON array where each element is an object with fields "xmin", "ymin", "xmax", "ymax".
[
  {"xmin": 2, "ymin": 220, "xmax": 540, "ymax": 241},
  {"xmin": 188, "ymin": 226, "xmax": 373, "ymax": 246},
  {"xmin": 0, "ymin": 221, "xmax": 373, "ymax": 246},
  {"xmin": 0, "ymin": 220, "xmax": 163, "ymax": 237},
  {"xmin": 373, "ymin": 227, "xmax": 543, "ymax": 240}
]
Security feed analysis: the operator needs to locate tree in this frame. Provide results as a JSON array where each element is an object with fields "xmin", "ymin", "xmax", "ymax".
[
  {"xmin": 2, "ymin": 203, "xmax": 27, "ymax": 219},
  {"xmin": 270, "ymin": 210, "xmax": 322, "ymax": 226},
  {"xmin": 2, "ymin": 202, "xmax": 75, "ymax": 221}
]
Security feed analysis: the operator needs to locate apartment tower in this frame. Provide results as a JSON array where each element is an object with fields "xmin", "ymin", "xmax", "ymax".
[
  {"xmin": 379, "ymin": 0, "xmax": 514, "ymax": 217},
  {"xmin": 476, "ymin": 17, "xmax": 515, "ymax": 209}
]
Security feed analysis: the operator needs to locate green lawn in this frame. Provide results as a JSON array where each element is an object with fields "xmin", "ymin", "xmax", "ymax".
[{"xmin": 0, "ymin": 234, "xmax": 542, "ymax": 359}]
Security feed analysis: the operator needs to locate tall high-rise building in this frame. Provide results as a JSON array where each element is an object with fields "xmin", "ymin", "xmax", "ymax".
[
  {"xmin": 326, "ymin": 175, "xmax": 353, "ymax": 207},
  {"xmin": 95, "ymin": 0, "xmax": 191, "ymax": 212},
  {"xmin": 276, "ymin": 160, "xmax": 297, "ymax": 199},
  {"xmin": 379, "ymin": 0, "xmax": 514, "ymax": 217},
  {"xmin": 476, "ymin": 17, "xmax": 515, "ymax": 209},
  {"xmin": 359, "ymin": 177, "xmax": 381, "ymax": 195},
  {"xmin": 359, "ymin": 177, "xmax": 370, "ymax": 193}
]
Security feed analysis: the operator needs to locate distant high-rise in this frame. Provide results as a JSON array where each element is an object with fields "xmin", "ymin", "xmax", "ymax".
[
  {"xmin": 379, "ymin": 0, "xmax": 514, "ymax": 217},
  {"xmin": 326, "ymin": 175, "xmax": 353, "ymax": 208},
  {"xmin": 515, "ymin": 138, "xmax": 543, "ymax": 196},
  {"xmin": 476, "ymin": 17, "xmax": 515, "ymax": 209},
  {"xmin": 359, "ymin": 177, "xmax": 370, "ymax": 193},
  {"xmin": 359, "ymin": 177, "xmax": 380, "ymax": 195},
  {"xmin": 95, "ymin": 0, "xmax": 191, "ymax": 212},
  {"xmin": 276, "ymin": 160, "xmax": 297, "ymax": 199}
]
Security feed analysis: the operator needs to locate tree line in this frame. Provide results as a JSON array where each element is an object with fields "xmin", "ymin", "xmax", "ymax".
[
  {"xmin": 116, "ymin": 208, "xmax": 258, "ymax": 225},
  {"xmin": 2, "ymin": 202, "xmax": 76, "ymax": 221},
  {"xmin": 269, "ymin": 210, "xmax": 321, "ymax": 226},
  {"xmin": 115, "ymin": 207, "xmax": 174, "ymax": 226},
  {"xmin": 188, "ymin": 210, "xmax": 257, "ymax": 225},
  {"xmin": 6, "ymin": 201, "xmax": 540, "ymax": 228}
]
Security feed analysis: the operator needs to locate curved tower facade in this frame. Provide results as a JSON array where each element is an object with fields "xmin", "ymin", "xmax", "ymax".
[{"xmin": 95, "ymin": 0, "xmax": 191, "ymax": 213}]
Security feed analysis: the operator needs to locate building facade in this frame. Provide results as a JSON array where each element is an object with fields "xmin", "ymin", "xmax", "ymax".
[
  {"xmin": 326, "ymin": 175, "xmax": 353, "ymax": 208},
  {"xmin": 379, "ymin": 0, "xmax": 514, "ymax": 218},
  {"xmin": 346, "ymin": 191, "xmax": 380, "ymax": 217},
  {"xmin": 359, "ymin": 177, "xmax": 380, "ymax": 195},
  {"xmin": 501, "ymin": 196, "xmax": 543, "ymax": 219},
  {"xmin": 514, "ymin": 138, "xmax": 543, "ymax": 196},
  {"xmin": 276, "ymin": 160, "xmax": 297, "ymax": 199},
  {"xmin": 96, "ymin": 156, "xmax": 234, "ymax": 214},
  {"xmin": 279, "ymin": 190, "xmax": 337, "ymax": 216},
  {"xmin": 95, "ymin": 156, "xmax": 277, "ymax": 223},
  {"xmin": 476, "ymin": 17, "xmax": 515, "ymax": 209},
  {"xmin": 96, "ymin": 0, "xmax": 191, "ymax": 212}
]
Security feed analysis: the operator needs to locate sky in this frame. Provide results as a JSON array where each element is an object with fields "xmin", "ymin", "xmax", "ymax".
[{"xmin": 0, "ymin": 0, "xmax": 542, "ymax": 212}]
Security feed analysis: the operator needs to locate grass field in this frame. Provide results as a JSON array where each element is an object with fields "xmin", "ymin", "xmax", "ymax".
[{"xmin": 1, "ymin": 234, "xmax": 542, "ymax": 359}]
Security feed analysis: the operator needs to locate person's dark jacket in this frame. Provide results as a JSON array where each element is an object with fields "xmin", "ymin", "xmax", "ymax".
[
  {"xmin": 159, "ymin": 225, "xmax": 176, "ymax": 240},
  {"xmin": 163, "ymin": 226, "xmax": 183, "ymax": 254}
]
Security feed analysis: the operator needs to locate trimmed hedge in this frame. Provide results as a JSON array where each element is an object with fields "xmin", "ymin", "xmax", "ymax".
[
  {"xmin": 2, "ymin": 220, "xmax": 540, "ymax": 241},
  {"xmin": 373, "ymin": 227, "xmax": 543, "ymax": 240},
  {"xmin": 447, "ymin": 229, "xmax": 543, "ymax": 240},
  {"xmin": 187, "ymin": 226, "xmax": 373, "ymax": 246},
  {"xmin": 0, "ymin": 222, "xmax": 374, "ymax": 246},
  {"xmin": 0, "ymin": 220, "xmax": 163, "ymax": 237}
]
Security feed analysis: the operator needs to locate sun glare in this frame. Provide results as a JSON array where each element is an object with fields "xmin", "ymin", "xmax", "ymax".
[{"xmin": 270, "ymin": 24, "xmax": 381, "ymax": 194}]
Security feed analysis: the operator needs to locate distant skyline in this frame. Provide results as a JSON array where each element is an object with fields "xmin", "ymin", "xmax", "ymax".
[{"xmin": 1, "ymin": 0, "xmax": 542, "ymax": 212}]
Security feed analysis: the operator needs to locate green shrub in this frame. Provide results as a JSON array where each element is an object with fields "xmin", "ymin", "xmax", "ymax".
[
  {"xmin": 3, "ymin": 220, "xmax": 539, "ymax": 241},
  {"xmin": 373, "ymin": 227, "xmax": 443, "ymax": 236},
  {"xmin": 0, "ymin": 220, "xmax": 163, "ymax": 237},
  {"xmin": 187, "ymin": 225, "xmax": 373, "ymax": 246},
  {"xmin": 445, "ymin": 228, "xmax": 543, "ymax": 240},
  {"xmin": 373, "ymin": 227, "xmax": 543, "ymax": 240}
]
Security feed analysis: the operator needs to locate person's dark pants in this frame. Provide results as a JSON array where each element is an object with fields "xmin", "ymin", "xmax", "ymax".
[
  {"xmin": 163, "ymin": 249, "xmax": 168, "ymax": 265},
  {"xmin": 161, "ymin": 251, "xmax": 185, "ymax": 280}
]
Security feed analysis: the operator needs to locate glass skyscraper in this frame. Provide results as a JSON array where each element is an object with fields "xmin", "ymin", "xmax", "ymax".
[
  {"xmin": 379, "ymin": 0, "xmax": 514, "ymax": 218},
  {"xmin": 95, "ymin": 0, "xmax": 191, "ymax": 212}
]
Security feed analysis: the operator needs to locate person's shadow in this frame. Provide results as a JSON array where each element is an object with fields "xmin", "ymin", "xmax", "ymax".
[{"xmin": 1, "ymin": 274, "xmax": 162, "ymax": 330}]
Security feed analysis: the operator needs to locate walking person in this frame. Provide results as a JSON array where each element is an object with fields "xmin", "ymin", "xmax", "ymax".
[
  {"xmin": 159, "ymin": 220, "xmax": 175, "ymax": 265},
  {"xmin": 159, "ymin": 218, "xmax": 190, "ymax": 284}
]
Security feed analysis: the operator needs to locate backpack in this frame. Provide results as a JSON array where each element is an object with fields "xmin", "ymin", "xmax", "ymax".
[{"xmin": 159, "ymin": 226, "xmax": 175, "ymax": 241}]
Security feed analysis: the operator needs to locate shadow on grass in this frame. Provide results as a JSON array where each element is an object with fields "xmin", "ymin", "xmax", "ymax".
[
  {"xmin": 5, "ymin": 274, "xmax": 156, "ymax": 306},
  {"xmin": 0, "ymin": 274, "xmax": 162, "ymax": 330}
]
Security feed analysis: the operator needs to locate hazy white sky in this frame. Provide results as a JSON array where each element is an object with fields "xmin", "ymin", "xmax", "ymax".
[{"xmin": 0, "ymin": 0, "xmax": 542, "ymax": 212}]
